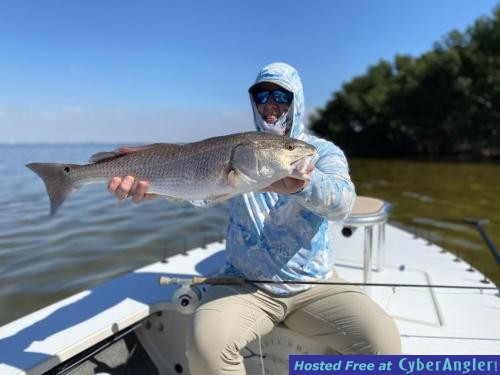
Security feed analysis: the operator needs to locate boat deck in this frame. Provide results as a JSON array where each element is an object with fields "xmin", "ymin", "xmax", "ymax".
[
  {"xmin": 332, "ymin": 223, "xmax": 500, "ymax": 354},
  {"xmin": 0, "ymin": 223, "xmax": 499, "ymax": 375}
]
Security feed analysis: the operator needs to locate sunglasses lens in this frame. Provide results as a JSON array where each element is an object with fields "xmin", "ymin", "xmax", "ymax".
[
  {"xmin": 272, "ymin": 90, "xmax": 293, "ymax": 104},
  {"xmin": 253, "ymin": 89, "xmax": 293, "ymax": 104},
  {"xmin": 254, "ymin": 91, "xmax": 270, "ymax": 104}
]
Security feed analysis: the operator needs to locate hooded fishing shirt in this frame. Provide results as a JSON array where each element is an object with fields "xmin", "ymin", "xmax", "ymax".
[{"xmin": 223, "ymin": 63, "xmax": 356, "ymax": 295}]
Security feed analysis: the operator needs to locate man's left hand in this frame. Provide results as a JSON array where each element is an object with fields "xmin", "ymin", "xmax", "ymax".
[
  {"xmin": 266, "ymin": 177, "xmax": 310, "ymax": 194},
  {"xmin": 265, "ymin": 159, "xmax": 315, "ymax": 194}
]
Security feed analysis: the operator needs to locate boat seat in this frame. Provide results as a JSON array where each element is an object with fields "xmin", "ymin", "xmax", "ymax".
[{"xmin": 342, "ymin": 196, "xmax": 392, "ymax": 291}]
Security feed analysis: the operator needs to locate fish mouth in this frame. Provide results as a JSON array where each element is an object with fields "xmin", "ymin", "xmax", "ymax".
[{"xmin": 289, "ymin": 151, "xmax": 318, "ymax": 180}]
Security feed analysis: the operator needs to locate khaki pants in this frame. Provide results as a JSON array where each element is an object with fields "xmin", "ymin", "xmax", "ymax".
[{"xmin": 186, "ymin": 273, "xmax": 401, "ymax": 375}]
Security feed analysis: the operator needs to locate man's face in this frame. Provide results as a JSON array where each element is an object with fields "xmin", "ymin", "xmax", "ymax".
[{"xmin": 253, "ymin": 83, "xmax": 291, "ymax": 124}]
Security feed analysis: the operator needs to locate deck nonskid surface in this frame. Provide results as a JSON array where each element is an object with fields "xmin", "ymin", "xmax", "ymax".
[{"xmin": 332, "ymin": 224, "xmax": 500, "ymax": 354}]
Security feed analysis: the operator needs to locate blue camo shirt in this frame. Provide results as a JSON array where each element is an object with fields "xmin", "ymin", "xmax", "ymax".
[{"xmin": 221, "ymin": 63, "xmax": 356, "ymax": 295}]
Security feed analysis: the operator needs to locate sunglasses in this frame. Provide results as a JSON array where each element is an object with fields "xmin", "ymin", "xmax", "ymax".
[{"xmin": 253, "ymin": 89, "xmax": 293, "ymax": 105}]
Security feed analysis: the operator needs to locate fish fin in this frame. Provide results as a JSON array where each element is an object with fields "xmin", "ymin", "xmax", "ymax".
[
  {"xmin": 228, "ymin": 170, "xmax": 238, "ymax": 188},
  {"xmin": 228, "ymin": 167, "xmax": 257, "ymax": 189},
  {"xmin": 26, "ymin": 163, "xmax": 78, "ymax": 216},
  {"xmin": 207, "ymin": 192, "xmax": 235, "ymax": 203},
  {"xmin": 89, "ymin": 143, "xmax": 180, "ymax": 163},
  {"xmin": 143, "ymin": 193, "xmax": 162, "ymax": 201},
  {"xmin": 116, "ymin": 143, "xmax": 163, "ymax": 154},
  {"xmin": 89, "ymin": 151, "xmax": 128, "ymax": 163},
  {"xmin": 153, "ymin": 193, "xmax": 185, "ymax": 203}
]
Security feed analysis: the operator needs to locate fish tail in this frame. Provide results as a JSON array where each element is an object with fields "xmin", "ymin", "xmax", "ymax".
[{"xmin": 26, "ymin": 162, "xmax": 78, "ymax": 216}]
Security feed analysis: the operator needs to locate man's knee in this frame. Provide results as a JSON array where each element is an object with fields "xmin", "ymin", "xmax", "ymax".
[
  {"xmin": 358, "ymin": 314, "xmax": 402, "ymax": 354},
  {"xmin": 186, "ymin": 311, "xmax": 243, "ymax": 373},
  {"xmin": 187, "ymin": 327, "xmax": 239, "ymax": 361}
]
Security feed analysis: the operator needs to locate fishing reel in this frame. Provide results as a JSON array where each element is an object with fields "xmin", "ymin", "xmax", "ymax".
[
  {"xmin": 172, "ymin": 285, "xmax": 204, "ymax": 315},
  {"xmin": 160, "ymin": 275, "xmax": 246, "ymax": 314}
]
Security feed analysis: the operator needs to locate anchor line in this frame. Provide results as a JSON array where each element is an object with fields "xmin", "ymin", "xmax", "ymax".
[{"xmin": 159, "ymin": 276, "xmax": 499, "ymax": 292}]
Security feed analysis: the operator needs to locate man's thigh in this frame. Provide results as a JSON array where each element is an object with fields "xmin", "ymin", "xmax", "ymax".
[
  {"xmin": 190, "ymin": 284, "xmax": 286, "ymax": 352},
  {"xmin": 283, "ymin": 278, "xmax": 401, "ymax": 354}
]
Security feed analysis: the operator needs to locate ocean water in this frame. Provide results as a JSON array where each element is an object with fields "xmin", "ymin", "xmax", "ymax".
[
  {"xmin": 0, "ymin": 144, "xmax": 498, "ymax": 325},
  {"xmin": 0, "ymin": 144, "xmax": 229, "ymax": 325}
]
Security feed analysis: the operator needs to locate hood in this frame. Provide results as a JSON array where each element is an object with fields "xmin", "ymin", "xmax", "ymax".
[{"xmin": 249, "ymin": 62, "xmax": 305, "ymax": 139}]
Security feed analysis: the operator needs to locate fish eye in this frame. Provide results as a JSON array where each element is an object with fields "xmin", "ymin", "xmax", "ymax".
[{"xmin": 286, "ymin": 143, "xmax": 295, "ymax": 151}]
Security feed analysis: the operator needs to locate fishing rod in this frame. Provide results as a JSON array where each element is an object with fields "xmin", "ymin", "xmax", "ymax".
[
  {"xmin": 463, "ymin": 218, "xmax": 500, "ymax": 264},
  {"xmin": 159, "ymin": 276, "xmax": 499, "ymax": 293}
]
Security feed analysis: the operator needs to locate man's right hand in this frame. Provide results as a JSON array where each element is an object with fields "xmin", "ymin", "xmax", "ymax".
[
  {"xmin": 107, "ymin": 176, "xmax": 152, "ymax": 203},
  {"xmin": 106, "ymin": 145, "xmax": 155, "ymax": 204}
]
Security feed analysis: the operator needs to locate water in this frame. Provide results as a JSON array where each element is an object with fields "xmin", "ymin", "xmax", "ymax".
[
  {"xmin": 349, "ymin": 158, "xmax": 500, "ymax": 286},
  {"xmin": 0, "ymin": 145, "xmax": 498, "ymax": 325},
  {"xmin": 0, "ymin": 144, "xmax": 229, "ymax": 325}
]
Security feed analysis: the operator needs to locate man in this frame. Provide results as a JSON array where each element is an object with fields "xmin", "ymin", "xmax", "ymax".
[{"xmin": 109, "ymin": 62, "xmax": 401, "ymax": 374}]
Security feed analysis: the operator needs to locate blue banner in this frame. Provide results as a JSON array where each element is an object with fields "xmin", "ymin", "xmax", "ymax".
[{"xmin": 289, "ymin": 355, "xmax": 499, "ymax": 375}]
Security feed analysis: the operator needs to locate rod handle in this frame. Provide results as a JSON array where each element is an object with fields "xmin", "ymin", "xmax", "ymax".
[
  {"xmin": 159, "ymin": 276, "xmax": 177, "ymax": 285},
  {"xmin": 192, "ymin": 276, "xmax": 246, "ymax": 285},
  {"xmin": 159, "ymin": 276, "xmax": 246, "ymax": 286}
]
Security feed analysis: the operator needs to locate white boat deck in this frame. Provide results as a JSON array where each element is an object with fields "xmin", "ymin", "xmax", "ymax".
[
  {"xmin": 332, "ymin": 224, "xmax": 500, "ymax": 354},
  {"xmin": 0, "ymin": 223, "xmax": 499, "ymax": 374}
]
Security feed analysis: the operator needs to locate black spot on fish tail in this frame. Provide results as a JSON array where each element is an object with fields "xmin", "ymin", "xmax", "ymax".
[{"xmin": 26, "ymin": 162, "xmax": 78, "ymax": 216}]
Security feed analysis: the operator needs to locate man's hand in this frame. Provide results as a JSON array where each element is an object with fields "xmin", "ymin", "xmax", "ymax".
[
  {"xmin": 266, "ymin": 164, "xmax": 314, "ymax": 194},
  {"xmin": 266, "ymin": 177, "xmax": 309, "ymax": 194},
  {"xmin": 106, "ymin": 145, "xmax": 154, "ymax": 203},
  {"xmin": 108, "ymin": 176, "xmax": 152, "ymax": 203}
]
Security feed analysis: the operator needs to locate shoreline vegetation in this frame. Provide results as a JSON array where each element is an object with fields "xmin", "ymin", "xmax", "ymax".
[{"xmin": 310, "ymin": 5, "xmax": 500, "ymax": 162}]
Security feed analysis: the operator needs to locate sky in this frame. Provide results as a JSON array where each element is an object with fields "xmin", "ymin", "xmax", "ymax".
[{"xmin": 0, "ymin": 0, "xmax": 499, "ymax": 144}]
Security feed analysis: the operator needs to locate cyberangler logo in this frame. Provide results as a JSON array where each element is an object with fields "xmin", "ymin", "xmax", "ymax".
[{"xmin": 398, "ymin": 357, "xmax": 498, "ymax": 375}]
